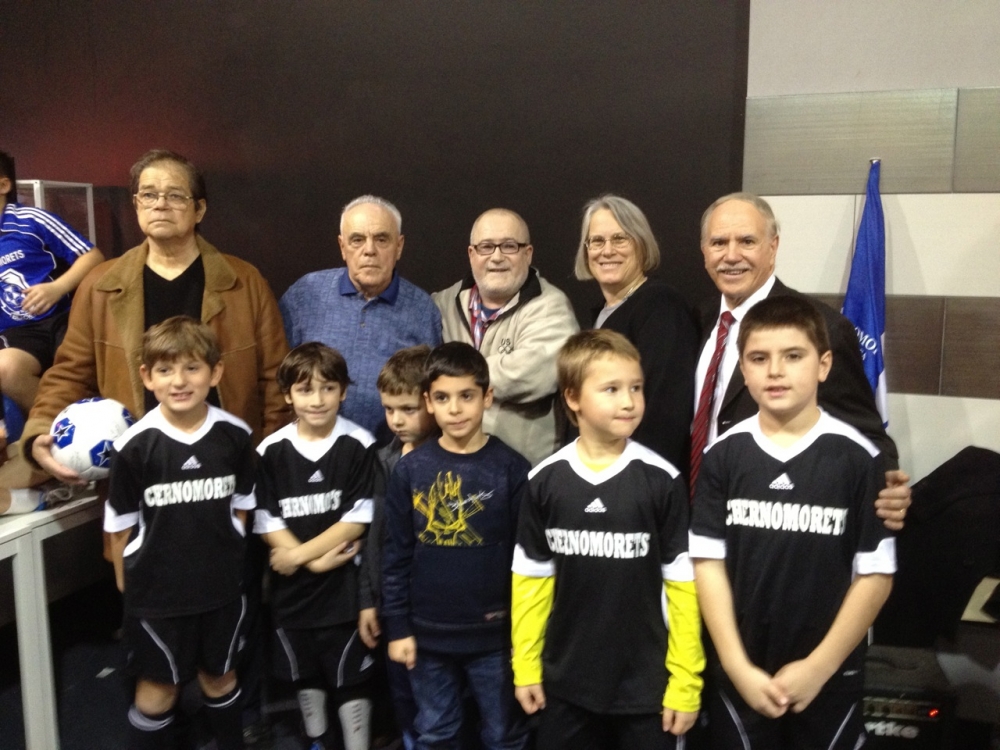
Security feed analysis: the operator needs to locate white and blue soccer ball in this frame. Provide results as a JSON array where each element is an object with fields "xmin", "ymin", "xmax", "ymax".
[{"xmin": 50, "ymin": 397, "xmax": 135, "ymax": 481}]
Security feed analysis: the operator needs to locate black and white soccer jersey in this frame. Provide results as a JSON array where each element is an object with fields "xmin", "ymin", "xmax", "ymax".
[
  {"xmin": 513, "ymin": 440, "xmax": 692, "ymax": 713},
  {"xmin": 104, "ymin": 405, "xmax": 257, "ymax": 619},
  {"xmin": 690, "ymin": 410, "xmax": 896, "ymax": 689},
  {"xmin": 253, "ymin": 418, "xmax": 377, "ymax": 628}
]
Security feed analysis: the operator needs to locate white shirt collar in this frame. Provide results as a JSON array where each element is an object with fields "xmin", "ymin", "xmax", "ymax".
[{"xmin": 716, "ymin": 273, "xmax": 777, "ymax": 322}]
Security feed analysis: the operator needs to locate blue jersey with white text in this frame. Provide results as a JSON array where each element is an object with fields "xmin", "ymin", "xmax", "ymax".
[{"xmin": 0, "ymin": 202, "xmax": 93, "ymax": 329}]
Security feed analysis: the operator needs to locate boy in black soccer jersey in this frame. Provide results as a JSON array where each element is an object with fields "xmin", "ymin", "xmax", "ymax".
[
  {"xmin": 512, "ymin": 329, "xmax": 703, "ymax": 750},
  {"xmin": 254, "ymin": 342, "xmax": 378, "ymax": 750},
  {"xmin": 382, "ymin": 341, "xmax": 530, "ymax": 750},
  {"xmin": 690, "ymin": 296, "xmax": 896, "ymax": 750},
  {"xmin": 357, "ymin": 345, "xmax": 435, "ymax": 749},
  {"xmin": 105, "ymin": 316, "xmax": 257, "ymax": 750}
]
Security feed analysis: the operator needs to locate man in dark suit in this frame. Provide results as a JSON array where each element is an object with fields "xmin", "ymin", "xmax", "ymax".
[{"xmin": 695, "ymin": 192, "xmax": 911, "ymax": 528}]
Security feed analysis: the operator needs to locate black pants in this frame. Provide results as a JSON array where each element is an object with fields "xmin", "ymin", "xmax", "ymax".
[{"xmin": 535, "ymin": 695, "xmax": 681, "ymax": 750}]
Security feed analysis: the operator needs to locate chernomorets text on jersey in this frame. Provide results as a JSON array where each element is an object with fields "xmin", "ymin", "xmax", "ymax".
[
  {"xmin": 279, "ymin": 490, "xmax": 344, "ymax": 518},
  {"xmin": 144, "ymin": 475, "xmax": 237, "ymax": 507},
  {"xmin": 726, "ymin": 498, "xmax": 848, "ymax": 535},
  {"xmin": 544, "ymin": 528, "xmax": 651, "ymax": 558}
]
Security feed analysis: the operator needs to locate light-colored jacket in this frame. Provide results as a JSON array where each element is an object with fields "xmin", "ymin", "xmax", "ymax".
[
  {"xmin": 433, "ymin": 268, "xmax": 579, "ymax": 466},
  {"xmin": 22, "ymin": 236, "xmax": 290, "ymax": 452}
]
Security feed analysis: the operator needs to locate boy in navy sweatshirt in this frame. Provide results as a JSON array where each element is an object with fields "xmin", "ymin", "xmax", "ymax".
[{"xmin": 382, "ymin": 342, "xmax": 530, "ymax": 749}]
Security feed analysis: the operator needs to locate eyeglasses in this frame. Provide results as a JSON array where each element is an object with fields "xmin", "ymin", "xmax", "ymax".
[
  {"xmin": 135, "ymin": 191, "xmax": 195, "ymax": 209},
  {"xmin": 472, "ymin": 240, "xmax": 529, "ymax": 256},
  {"xmin": 586, "ymin": 233, "xmax": 633, "ymax": 251}
]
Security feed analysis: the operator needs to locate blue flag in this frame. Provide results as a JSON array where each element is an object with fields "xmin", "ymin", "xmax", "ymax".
[{"xmin": 843, "ymin": 160, "xmax": 888, "ymax": 426}]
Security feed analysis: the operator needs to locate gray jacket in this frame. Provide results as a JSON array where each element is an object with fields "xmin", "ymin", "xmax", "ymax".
[{"xmin": 433, "ymin": 268, "xmax": 579, "ymax": 466}]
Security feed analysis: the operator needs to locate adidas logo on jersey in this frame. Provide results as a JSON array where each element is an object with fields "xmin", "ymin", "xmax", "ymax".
[
  {"xmin": 769, "ymin": 473, "xmax": 794, "ymax": 490},
  {"xmin": 308, "ymin": 470, "xmax": 324, "ymax": 483},
  {"xmin": 360, "ymin": 655, "xmax": 374, "ymax": 671},
  {"xmin": 584, "ymin": 498, "xmax": 606, "ymax": 513},
  {"xmin": 181, "ymin": 456, "xmax": 202, "ymax": 470}
]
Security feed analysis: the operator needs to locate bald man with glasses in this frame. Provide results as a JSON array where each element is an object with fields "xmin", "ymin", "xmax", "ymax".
[{"xmin": 433, "ymin": 208, "xmax": 579, "ymax": 466}]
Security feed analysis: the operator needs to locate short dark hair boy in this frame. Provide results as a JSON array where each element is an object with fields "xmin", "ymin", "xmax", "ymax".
[
  {"xmin": 105, "ymin": 315, "xmax": 256, "ymax": 749},
  {"xmin": 690, "ymin": 295, "xmax": 895, "ymax": 749},
  {"xmin": 255, "ymin": 342, "xmax": 378, "ymax": 750},
  {"xmin": 277, "ymin": 340, "xmax": 351, "ymax": 393},
  {"xmin": 421, "ymin": 340, "xmax": 490, "ymax": 394},
  {"xmin": 382, "ymin": 341, "xmax": 530, "ymax": 748},
  {"xmin": 514, "ymin": 329, "xmax": 703, "ymax": 748},
  {"xmin": 736, "ymin": 294, "xmax": 831, "ymax": 360}
]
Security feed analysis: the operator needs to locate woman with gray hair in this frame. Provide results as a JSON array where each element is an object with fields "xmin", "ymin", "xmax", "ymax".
[{"xmin": 574, "ymin": 195, "xmax": 698, "ymax": 476}]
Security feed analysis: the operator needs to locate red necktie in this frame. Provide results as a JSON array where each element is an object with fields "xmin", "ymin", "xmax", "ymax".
[{"xmin": 690, "ymin": 311, "xmax": 735, "ymax": 494}]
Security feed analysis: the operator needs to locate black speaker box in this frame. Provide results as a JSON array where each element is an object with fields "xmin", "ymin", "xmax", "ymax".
[{"xmin": 863, "ymin": 645, "xmax": 955, "ymax": 749}]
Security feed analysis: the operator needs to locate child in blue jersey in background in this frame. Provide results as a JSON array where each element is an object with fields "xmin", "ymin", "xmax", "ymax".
[
  {"xmin": 254, "ymin": 342, "xmax": 379, "ymax": 750},
  {"xmin": 382, "ymin": 342, "xmax": 530, "ymax": 750},
  {"xmin": 0, "ymin": 150, "xmax": 104, "ymax": 460}
]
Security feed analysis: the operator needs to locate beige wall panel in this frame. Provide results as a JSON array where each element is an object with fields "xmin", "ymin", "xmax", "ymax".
[
  {"xmin": 766, "ymin": 193, "xmax": 1000, "ymax": 298},
  {"xmin": 745, "ymin": 91, "xmax": 956, "ymax": 195},
  {"xmin": 767, "ymin": 195, "xmax": 856, "ymax": 294},
  {"xmin": 954, "ymin": 88, "xmax": 1000, "ymax": 192},
  {"xmin": 748, "ymin": 0, "xmax": 1000, "ymax": 97},
  {"xmin": 882, "ymin": 194, "xmax": 1000, "ymax": 297},
  {"xmin": 888, "ymin": 394, "xmax": 1000, "ymax": 483}
]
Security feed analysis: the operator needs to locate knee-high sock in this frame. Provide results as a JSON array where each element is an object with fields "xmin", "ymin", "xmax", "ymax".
[
  {"xmin": 203, "ymin": 686, "xmax": 243, "ymax": 750},
  {"xmin": 126, "ymin": 704, "xmax": 174, "ymax": 750}
]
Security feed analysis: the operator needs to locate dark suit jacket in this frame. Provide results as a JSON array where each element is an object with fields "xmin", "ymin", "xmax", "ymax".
[{"xmin": 696, "ymin": 277, "xmax": 899, "ymax": 469}]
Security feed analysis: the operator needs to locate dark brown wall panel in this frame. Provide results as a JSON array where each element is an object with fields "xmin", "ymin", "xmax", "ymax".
[
  {"xmin": 814, "ymin": 293, "xmax": 999, "ymax": 399},
  {"xmin": 884, "ymin": 296, "xmax": 945, "ymax": 396},
  {"xmin": 942, "ymin": 298, "xmax": 1000, "ymax": 399},
  {"xmin": 0, "ymin": 1, "xmax": 750, "ymax": 319}
]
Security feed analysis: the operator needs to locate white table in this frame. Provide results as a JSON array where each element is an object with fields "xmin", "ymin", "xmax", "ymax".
[{"xmin": 0, "ymin": 494, "xmax": 102, "ymax": 749}]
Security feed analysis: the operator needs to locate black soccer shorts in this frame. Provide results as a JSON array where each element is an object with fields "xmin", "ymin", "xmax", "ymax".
[
  {"xmin": 272, "ymin": 621, "xmax": 374, "ymax": 688},
  {"xmin": 124, "ymin": 595, "xmax": 248, "ymax": 685}
]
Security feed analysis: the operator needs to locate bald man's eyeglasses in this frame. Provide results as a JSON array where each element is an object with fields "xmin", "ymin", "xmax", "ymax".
[{"xmin": 473, "ymin": 241, "xmax": 529, "ymax": 256}]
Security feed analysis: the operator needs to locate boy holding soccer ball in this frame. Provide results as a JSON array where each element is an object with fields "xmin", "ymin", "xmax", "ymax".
[{"xmin": 104, "ymin": 315, "xmax": 257, "ymax": 750}]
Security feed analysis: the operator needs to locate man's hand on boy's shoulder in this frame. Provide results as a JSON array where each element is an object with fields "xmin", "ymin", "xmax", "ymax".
[
  {"xmin": 514, "ymin": 684, "xmax": 546, "ymax": 715},
  {"xmin": 662, "ymin": 708, "xmax": 697, "ymax": 736},
  {"xmin": 771, "ymin": 657, "xmax": 832, "ymax": 713},
  {"xmin": 388, "ymin": 636, "xmax": 417, "ymax": 670},
  {"xmin": 876, "ymin": 469, "xmax": 911, "ymax": 532}
]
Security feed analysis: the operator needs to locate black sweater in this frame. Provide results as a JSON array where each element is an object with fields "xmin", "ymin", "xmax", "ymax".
[
  {"xmin": 381, "ymin": 437, "xmax": 530, "ymax": 653},
  {"xmin": 595, "ymin": 278, "xmax": 699, "ymax": 477}
]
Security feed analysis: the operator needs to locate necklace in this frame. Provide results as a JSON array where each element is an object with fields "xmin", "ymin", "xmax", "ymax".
[{"xmin": 607, "ymin": 275, "xmax": 647, "ymax": 308}]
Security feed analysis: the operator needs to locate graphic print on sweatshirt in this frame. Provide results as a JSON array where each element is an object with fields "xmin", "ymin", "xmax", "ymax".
[{"xmin": 414, "ymin": 471, "xmax": 492, "ymax": 546}]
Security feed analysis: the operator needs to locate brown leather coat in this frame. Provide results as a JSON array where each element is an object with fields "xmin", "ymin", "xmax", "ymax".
[{"xmin": 21, "ymin": 237, "xmax": 290, "ymax": 450}]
